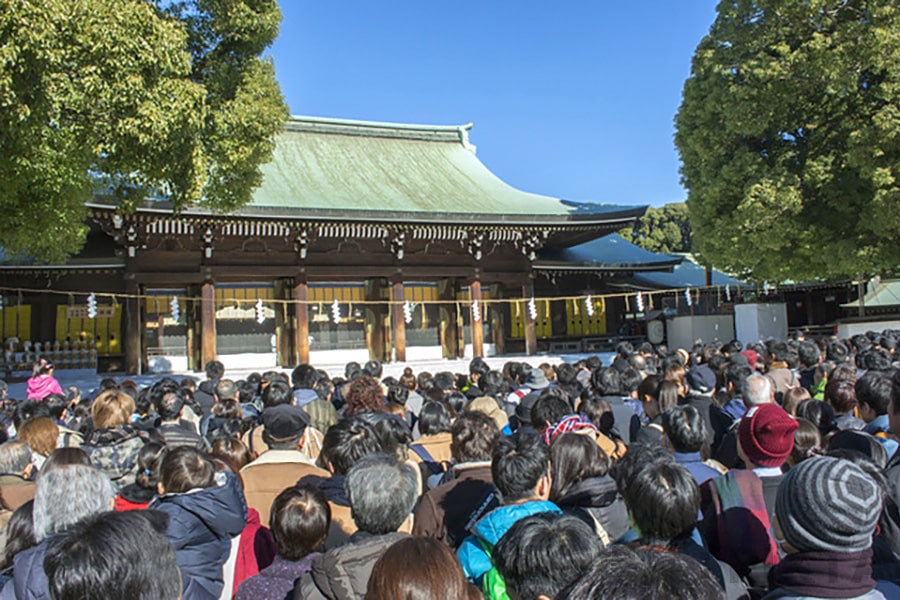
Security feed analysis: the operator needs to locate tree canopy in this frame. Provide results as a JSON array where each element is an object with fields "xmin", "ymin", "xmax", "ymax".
[
  {"xmin": 0, "ymin": 0, "xmax": 287, "ymax": 263},
  {"xmin": 675, "ymin": 0, "xmax": 900, "ymax": 282},
  {"xmin": 619, "ymin": 202, "xmax": 692, "ymax": 254}
]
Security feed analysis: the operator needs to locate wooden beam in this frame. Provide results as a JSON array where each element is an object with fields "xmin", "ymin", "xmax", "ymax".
[
  {"xmin": 391, "ymin": 278, "xmax": 407, "ymax": 362},
  {"xmin": 124, "ymin": 281, "xmax": 142, "ymax": 375},
  {"xmin": 274, "ymin": 279, "xmax": 292, "ymax": 367},
  {"xmin": 470, "ymin": 279, "xmax": 484, "ymax": 358},
  {"xmin": 295, "ymin": 279, "xmax": 310, "ymax": 365},
  {"xmin": 439, "ymin": 279, "xmax": 460, "ymax": 359},
  {"xmin": 490, "ymin": 284, "xmax": 506, "ymax": 356},
  {"xmin": 365, "ymin": 278, "xmax": 389, "ymax": 362},
  {"xmin": 200, "ymin": 281, "xmax": 217, "ymax": 369},
  {"xmin": 523, "ymin": 279, "xmax": 537, "ymax": 355}
]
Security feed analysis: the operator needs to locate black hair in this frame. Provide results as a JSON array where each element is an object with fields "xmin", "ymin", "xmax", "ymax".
[
  {"xmin": 591, "ymin": 367, "xmax": 621, "ymax": 396},
  {"xmin": 550, "ymin": 432, "xmax": 610, "ymax": 502},
  {"xmin": 433, "ymin": 371, "xmax": 456, "ymax": 392},
  {"xmin": 662, "ymin": 405, "xmax": 708, "ymax": 453},
  {"xmin": 386, "ymin": 385, "xmax": 409, "ymax": 407},
  {"xmin": 611, "ymin": 443, "xmax": 674, "ymax": 494},
  {"xmin": 531, "ymin": 392, "xmax": 572, "ymax": 429},
  {"xmin": 13, "ymin": 400, "xmax": 50, "ymax": 428},
  {"xmin": 204, "ymin": 360, "xmax": 225, "ymax": 381},
  {"xmin": 44, "ymin": 394, "xmax": 68, "ymax": 421},
  {"xmin": 134, "ymin": 442, "xmax": 168, "ymax": 490},
  {"xmin": 491, "ymin": 435, "xmax": 549, "ymax": 502},
  {"xmin": 451, "ymin": 411, "xmax": 500, "ymax": 464},
  {"xmin": 856, "ymin": 370, "xmax": 893, "ymax": 416},
  {"xmin": 796, "ymin": 397, "xmax": 835, "ymax": 436},
  {"xmin": 494, "ymin": 513, "xmax": 603, "ymax": 600},
  {"xmin": 797, "ymin": 341, "xmax": 820, "ymax": 368},
  {"xmin": 155, "ymin": 391, "xmax": 184, "ymax": 421},
  {"xmin": 269, "ymin": 483, "xmax": 330, "ymax": 561},
  {"xmin": 445, "ymin": 391, "xmax": 468, "ymax": 416},
  {"xmin": 622, "ymin": 461, "xmax": 699, "ymax": 545},
  {"xmin": 558, "ymin": 545, "xmax": 725, "ymax": 600},
  {"xmin": 0, "ymin": 500, "xmax": 34, "ymax": 570},
  {"xmin": 363, "ymin": 360, "xmax": 383, "ymax": 378},
  {"xmin": 418, "ymin": 402, "xmax": 452, "ymax": 436},
  {"xmin": 159, "ymin": 446, "xmax": 215, "ymax": 494},
  {"xmin": 480, "ymin": 370, "xmax": 509, "ymax": 398},
  {"xmin": 44, "ymin": 510, "xmax": 180, "ymax": 600},
  {"xmin": 725, "ymin": 363, "xmax": 753, "ymax": 392},
  {"xmin": 320, "ymin": 417, "xmax": 382, "ymax": 475},
  {"xmin": 291, "ymin": 364, "xmax": 319, "ymax": 390},
  {"xmin": 262, "ymin": 380, "xmax": 293, "ymax": 408},
  {"xmin": 619, "ymin": 367, "xmax": 642, "ymax": 395},
  {"xmin": 469, "ymin": 358, "xmax": 490, "ymax": 379},
  {"xmin": 584, "ymin": 355, "xmax": 602, "ymax": 370}
]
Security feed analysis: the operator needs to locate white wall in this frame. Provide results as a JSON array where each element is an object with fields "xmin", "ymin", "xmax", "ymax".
[
  {"xmin": 667, "ymin": 316, "xmax": 735, "ymax": 350},
  {"xmin": 735, "ymin": 303, "xmax": 788, "ymax": 345},
  {"xmin": 837, "ymin": 320, "xmax": 900, "ymax": 339}
]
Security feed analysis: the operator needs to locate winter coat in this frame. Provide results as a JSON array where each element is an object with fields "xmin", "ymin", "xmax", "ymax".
[
  {"xmin": 152, "ymin": 421, "xmax": 208, "ymax": 450},
  {"xmin": 553, "ymin": 474, "xmax": 629, "ymax": 543},
  {"xmin": 241, "ymin": 451, "xmax": 329, "ymax": 525},
  {"xmin": 293, "ymin": 390, "xmax": 338, "ymax": 435},
  {"xmin": 296, "ymin": 531, "xmax": 409, "ymax": 600},
  {"xmin": 457, "ymin": 500, "xmax": 561, "ymax": 584},
  {"xmin": 150, "ymin": 471, "xmax": 248, "ymax": 600},
  {"xmin": 236, "ymin": 554, "xmax": 317, "ymax": 600},
  {"xmin": 232, "ymin": 508, "xmax": 277, "ymax": 597},
  {"xmin": 194, "ymin": 380, "xmax": 218, "ymax": 416},
  {"xmin": 114, "ymin": 482, "xmax": 156, "ymax": 511},
  {"xmin": 0, "ymin": 538, "xmax": 51, "ymax": 600},
  {"xmin": 299, "ymin": 474, "xmax": 357, "ymax": 549},
  {"xmin": 25, "ymin": 376, "xmax": 62, "ymax": 401},
  {"xmin": 83, "ymin": 425, "xmax": 147, "ymax": 490},
  {"xmin": 413, "ymin": 463, "xmax": 499, "ymax": 549}
]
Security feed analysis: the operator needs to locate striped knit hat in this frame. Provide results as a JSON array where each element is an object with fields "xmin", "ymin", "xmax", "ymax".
[{"xmin": 776, "ymin": 456, "xmax": 882, "ymax": 553}]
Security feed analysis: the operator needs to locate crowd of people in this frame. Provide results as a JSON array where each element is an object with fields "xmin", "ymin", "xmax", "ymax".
[{"xmin": 0, "ymin": 333, "xmax": 899, "ymax": 599}]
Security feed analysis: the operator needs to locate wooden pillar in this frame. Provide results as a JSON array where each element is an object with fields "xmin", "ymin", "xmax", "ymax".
[
  {"xmin": 200, "ymin": 281, "xmax": 216, "ymax": 369},
  {"xmin": 185, "ymin": 285, "xmax": 200, "ymax": 372},
  {"xmin": 470, "ymin": 279, "xmax": 484, "ymax": 358},
  {"xmin": 365, "ymin": 278, "xmax": 389, "ymax": 362},
  {"xmin": 274, "ymin": 279, "xmax": 292, "ymax": 367},
  {"xmin": 438, "ymin": 279, "xmax": 460, "ymax": 359},
  {"xmin": 294, "ymin": 279, "xmax": 310, "ymax": 366},
  {"xmin": 124, "ymin": 280, "xmax": 142, "ymax": 375},
  {"xmin": 391, "ymin": 278, "xmax": 407, "ymax": 363},
  {"xmin": 489, "ymin": 284, "xmax": 506, "ymax": 356},
  {"xmin": 523, "ymin": 279, "xmax": 537, "ymax": 356}
]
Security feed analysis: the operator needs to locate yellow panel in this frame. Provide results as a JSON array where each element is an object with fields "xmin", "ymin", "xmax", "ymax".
[
  {"xmin": 55, "ymin": 306, "xmax": 67, "ymax": 341},
  {"xmin": 510, "ymin": 301, "xmax": 523, "ymax": 339},
  {"xmin": 96, "ymin": 316, "xmax": 109, "ymax": 354},
  {"xmin": 19, "ymin": 306, "xmax": 30, "ymax": 342},
  {"xmin": 108, "ymin": 306, "xmax": 122, "ymax": 354}
]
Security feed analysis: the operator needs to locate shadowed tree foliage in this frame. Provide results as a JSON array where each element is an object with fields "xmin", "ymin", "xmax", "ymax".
[
  {"xmin": 619, "ymin": 203, "xmax": 692, "ymax": 254},
  {"xmin": 0, "ymin": 0, "xmax": 288, "ymax": 263},
  {"xmin": 675, "ymin": 0, "xmax": 900, "ymax": 282}
]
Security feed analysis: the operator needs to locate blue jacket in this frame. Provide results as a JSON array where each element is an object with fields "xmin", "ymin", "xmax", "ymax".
[
  {"xmin": 865, "ymin": 415, "xmax": 899, "ymax": 458},
  {"xmin": 457, "ymin": 500, "xmax": 560, "ymax": 584},
  {"xmin": 0, "ymin": 539, "xmax": 51, "ymax": 600},
  {"xmin": 150, "ymin": 472, "xmax": 247, "ymax": 600},
  {"xmin": 674, "ymin": 452, "xmax": 724, "ymax": 486}
]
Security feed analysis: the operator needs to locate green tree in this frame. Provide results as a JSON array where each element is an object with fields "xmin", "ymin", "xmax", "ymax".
[
  {"xmin": 619, "ymin": 202, "xmax": 692, "ymax": 254},
  {"xmin": 0, "ymin": 0, "xmax": 287, "ymax": 263},
  {"xmin": 675, "ymin": 0, "xmax": 900, "ymax": 282}
]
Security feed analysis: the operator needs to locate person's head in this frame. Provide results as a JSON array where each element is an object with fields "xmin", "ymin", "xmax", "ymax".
[
  {"xmin": 662, "ymin": 405, "xmax": 708, "ymax": 454},
  {"xmin": 319, "ymin": 416, "xmax": 381, "ymax": 475},
  {"xmin": 210, "ymin": 437, "xmax": 252, "ymax": 472},
  {"xmin": 590, "ymin": 367, "xmax": 621, "ymax": 396},
  {"xmin": 787, "ymin": 418, "xmax": 822, "ymax": 467},
  {"xmin": 495, "ymin": 513, "xmax": 604, "ymax": 600},
  {"xmin": 1, "ymin": 500, "xmax": 34, "ymax": 570},
  {"xmin": 492, "ymin": 435, "xmax": 551, "ymax": 504},
  {"xmin": 797, "ymin": 397, "xmax": 835, "ymax": 436},
  {"xmin": 215, "ymin": 379, "xmax": 237, "ymax": 402},
  {"xmin": 91, "ymin": 390, "xmax": 135, "ymax": 429},
  {"xmin": 531, "ymin": 392, "xmax": 572, "ymax": 431},
  {"xmin": 158, "ymin": 446, "xmax": 215, "ymax": 495},
  {"xmin": 0, "ymin": 440, "xmax": 33, "ymax": 478},
  {"xmin": 738, "ymin": 404, "xmax": 799, "ymax": 468},
  {"xmin": 825, "ymin": 378, "xmax": 857, "ymax": 415},
  {"xmin": 133, "ymin": 442, "xmax": 168, "ymax": 491},
  {"xmin": 204, "ymin": 359, "xmax": 225, "ymax": 381},
  {"xmin": 346, "ymin": 453, "xmax": 417, "ymax": 534},
  {"xmin": 33, "ymin": 464, "xmax": 115, "ymax": 542},
  {"xmin": 742, "ymin": 373, "xmax": 773, "ymax": 406},
  {"xmin": 622, "ymin": 461, "xmax": 699, "ymax": 546},
  {"xmin": 611, "ymin": 443, "xmax": 675, "ymax": 494},
  {"xmin": 558, "ymin": 545, "xmax": 725, "ymax": 600},
  {"xmin": 44, "ymin": 510, "xmax": 180, "ymax": 600},
  {"xmin": 417, "ymin": 402, "xmax": 452, "ymax": 436},
  {"xmin": 261, "ymin": 379, "xmax": 293, "ymax": 408},
  {"xmin": 782, "ymin": 387, "xmax": 811, "ymax": 416},
  {"xmin": 16, "ymin": 417, "xmax": 58, "ymax": 457},
  {"xmin": 385, "ymin": 385, "xmax": 409, "ymax": 408},
  {"xmin": 367, "ymin": 536, "xmax": 480, "ymax": 600},
  {"xmin": 291, "ymin": 364, "xmax": 319, "ymax": 390},
  {"xmin": 797, "ymin": 341, "xmax": 820, "ymax": 368},
  {"xmin": 32, "ymin": 358, "xmax": 54, "ymax": 378},
  {"xmin": 685, "ymin": 365, "xmax": 716, "ymax": 396},
  {"xmin": 344, "ymin": 376, "xmax": 385, "ymax": 416},
  {"xmin": 450, "ymin": 410, "xmax": 500, "ymax": 464},
  {"xmin": 155, "ymin": 390, "xmax": 184, "ymax": 422},
  {"xmin": 270, "ymin": 483, "xmax": 330, "ymax": 560},
  {"xmin": 775, "ymin": 456, "xmax": 881, "ymax": 555},
  {"xmin": 262, "ymin": 404, "xmax": 311, "ymax": 450},
  {"xmin": 363, "ymin": 360, "xmax": 383, "ymax": 379},
  {"xmin": 826, "ymin": 430, "xmax": 889, "ymax": 469},
  {"xmin": 855, "ymin": 370, "xmax": 893, "ymax": 422},
  {"xmin": 39, "ymin": 447, "xmax": 91, "ymax": 478},
  {"xmin": 549, "ymin": 432, "xmax": 609, "ymax": 502}
]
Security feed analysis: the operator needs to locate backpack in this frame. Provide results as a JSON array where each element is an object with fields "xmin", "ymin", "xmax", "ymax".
[{"xmin": 477, "ymin": 538, "xmax": 510, "ymax": 600}]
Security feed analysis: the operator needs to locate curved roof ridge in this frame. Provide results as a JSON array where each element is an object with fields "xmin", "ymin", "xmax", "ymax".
[{"xmin": 286, "ymin": 115, "xmax": 474, "ymax": 145}]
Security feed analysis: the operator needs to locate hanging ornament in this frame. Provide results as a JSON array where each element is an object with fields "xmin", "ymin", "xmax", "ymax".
[
  {"xmin": 636, "ymin": 291, "xmax": 644, "ymax": 312},
  {"xmin": 255, "ymin": 299, "xmax": 266, "ymax": 324},
  {"xmin": 471, "ymin": 300, "xmax": 481, "ymax": 323},
  {"xmin": 527, "ymin": 297, "xmax": 537, "ymax": 320},
  {"xmin": 725, "ymin": 284, "xmax": 732, "ymax": 302},
  {"xmin": 763, "ymin": 281, "xmax": 770, "ymax": 296},
  {"xmin": 585, "ymin": 295, "xmax": 594, "ymax": 317},
  {"xmin": 331, "ymin": 299, "xmax": 341, "ymax": 325},
  {"xmin": 684, "ymin": 288, "xmax": 693, "ymax": 307},
  {"xmin": 86, "ymin": 293, "xmax": 97, "ymax": 319},
  {"xmin": 403, "ymin": 300, "xmax": 414, "ymax": 324},
  {"xmin": 170, "ymin": 297, "xmax": 180, "ymax": 322}
]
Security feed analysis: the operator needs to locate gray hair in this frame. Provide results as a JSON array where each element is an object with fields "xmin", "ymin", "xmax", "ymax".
[
  {"xmin": 0, "ymin": 440, "xmax": 32, "ymax": 475},
  {"xmin": 33, "ymin": 464, "xmax": 115, "ymax": 541},
  {"xmin": 743, "ymin": 373, "xmax": 773, "ymax": 407},
  {"xmin": 345, "ymin": 453, "xmax": 417, "ymax": 535}
]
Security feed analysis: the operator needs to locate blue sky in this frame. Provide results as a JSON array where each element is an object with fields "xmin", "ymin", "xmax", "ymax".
[{"xmin": 269, "ymin": 1, "xmax": 720, "ymax": 209}]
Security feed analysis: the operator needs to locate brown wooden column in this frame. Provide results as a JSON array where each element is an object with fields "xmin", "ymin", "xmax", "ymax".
[
  {"xmin": 523, "ymin": 279, "xmax": 537, "ymax": 355},
  {"xmin": 470, "ymin": 279, "xmax": 484, "ymax": 358},
  {"xmin": 124, "ymin": 280, "xmax": 142, "ymax": 375},
  {"xmin": 294, "ymin": 278, "xmax": 310, "ymax": 365},
  {"xmin": 274, "ymin": 279, "xmax": 292, "ymax": 367},
  {"xmin": 490, "ymin": 284, "xmax": 506, "ymax": 356},
  {"xmin": 365, "ymin": 278, "xmax": 389, "ymax": 362},
  {"xmin": 185, "ymin": 285, "xmax": 200, "ymax": 372},
  {"xmin": 439, "ymin": 279, "xmax": 460, "ymax": 359},
  {"xmin": 200, "ymin": 280, "xmax": 217, "ymax": 369},
  {"xmin": 391, "ymin": 278, "xmax": 407, "ymax": 363}
]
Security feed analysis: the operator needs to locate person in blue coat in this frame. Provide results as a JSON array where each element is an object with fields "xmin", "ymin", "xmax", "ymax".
[
  {"xmin": 150, "ymin": 446, "xmax": 247, "ymax": 600},
  {"xmin": 457, "ymin": 435, "xmax": 560, "ymax": 585}
]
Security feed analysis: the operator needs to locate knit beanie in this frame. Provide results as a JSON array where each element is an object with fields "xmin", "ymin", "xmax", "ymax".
[
  {"xmin": 738, "ymin": 404, "xmax": 798, "ymax": 467},
  {"xmin": 776, "ymin": 456, "xmax": 881, "ymax": 553}
]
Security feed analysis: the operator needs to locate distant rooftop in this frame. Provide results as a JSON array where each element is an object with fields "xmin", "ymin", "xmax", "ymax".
[{"xmin": 536, "ymin": 234, "xmax": 682, "ymax": 272}]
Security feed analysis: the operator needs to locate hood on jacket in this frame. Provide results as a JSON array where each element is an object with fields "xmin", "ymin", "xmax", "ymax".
[
  {"xmin": 553, "ymin": 475, "xmax": 618, "ymax": 509},
  {"xmin": 471, "ymin": 500, "xmax": 560, "ymax": 546},
  {"xmin": 300, "ymin": 474, "xmax": 349, "ymax": 507},
  {"xmin": 151, "ymin": 471, "xmax": 247, "ymax": 540},
  {"xmin": 293, "ymin": 388, "xmax": 319, "ymax": 408}
]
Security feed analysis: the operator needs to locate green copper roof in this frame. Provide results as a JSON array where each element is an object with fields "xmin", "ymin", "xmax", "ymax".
[{"xmin": 246, "ymin": 116, "xmax": 644, "ymax": 224}]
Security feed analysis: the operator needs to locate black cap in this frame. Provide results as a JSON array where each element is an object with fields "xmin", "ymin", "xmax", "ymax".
[{"xmin": 262, "ymin": 405, "xmax": 310, "ymax": 441}]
